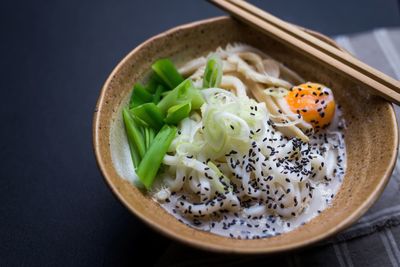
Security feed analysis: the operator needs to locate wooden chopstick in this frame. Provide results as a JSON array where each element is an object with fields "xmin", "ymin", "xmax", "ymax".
[
  {"xmin": 227, "ymin": 0, "xmax": 400, "ymax": 93},
  {"xmin": 209, "ymin": 0, "xmax": 400, "ymax": 105}
]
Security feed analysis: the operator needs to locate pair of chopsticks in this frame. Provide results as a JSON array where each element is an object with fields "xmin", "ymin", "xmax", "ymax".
[{"xmin": 209, "ymin": 0, "xmax": 400, "ymax": 105}]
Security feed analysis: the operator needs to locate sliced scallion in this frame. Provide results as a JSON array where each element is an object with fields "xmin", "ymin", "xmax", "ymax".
[
  {"xmin": 152, "ymin": 59, "xmax": 184, "ymax": 89},
  {"xmin": 122, "ymin": 108, "xmax": 146, "ymax": 166},
  {"xmin": 157, "ymin": 79, "xmax": 204, "ymax": 114},
  {"xmin": 164, "ymin": 102, "xmax": 191, "ymax": 124},
  {"xmin": 152, "ymin": 85, "xmax": 164, "ymax": 104},
  {"xmin": 136, "ymin": 125, "xmax": 177, "ymax": 189},
  {"xmin": 130, "ymin": 103, "xmax": 165, "ymax": 131},
  {"xmin": 203, "ymin": 55, "xmax": 223, "ymax": 88},
  {"xmin": 129, "ymin": 83, "xmax": 153, "ymax": 109}
]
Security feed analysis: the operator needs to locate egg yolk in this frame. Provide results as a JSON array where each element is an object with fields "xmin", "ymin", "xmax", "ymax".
[{"xmin": 285, "ymin": 82, "xmax": 335, "ymax": 129}]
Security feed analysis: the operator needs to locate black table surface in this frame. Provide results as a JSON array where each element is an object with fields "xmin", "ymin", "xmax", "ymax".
[{"xmin": 1, "ymin": 0, "xmax": 399, "ymax": 266}]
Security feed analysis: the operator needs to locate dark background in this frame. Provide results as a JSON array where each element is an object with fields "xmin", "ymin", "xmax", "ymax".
[{"xmin": 1, "ymin": 0, "xmax": 399, "ymax": 266}]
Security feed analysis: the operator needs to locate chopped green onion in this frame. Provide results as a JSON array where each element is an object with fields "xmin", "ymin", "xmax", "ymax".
[
  {"xmin": 136, "ymin": 125, "xmax": 177, "ymax": 189},
  {"xmin": 188, "ymin": 85, "xmax": 206, "ymax": 110},
  {"xmin": 129, "ymin": 83, "xmax": 153, "ymax": 109},
  {"xmin": 145, "ymin": 73, "xmax": 162, "ymax": 94},
  {"xmin": 203, "ymin": 55, "xmax": 223, "ymax": 88},
  {"xmin": 157, "ymin": 79, "xmax": 204, "ymax": 114},
  {"xmin": 130, "ymin": 115, "xmax": 148, "ymax": 129},
  {"xmin": 161, "ymin": 91, "xmax": 170, "ymax": 97},
  {"xmin": 130, "ymin": 103, "xmax": 165, "ymax": 131},
  {"xmin": 152, "ymin": 85, "xmax": 164, "ymax": 104},
  {"xmin": 164, "ymin": 102, "xmax": 191, "ymax": 124},
  {"xmin": 144, "ymin": 127, "xmax": 155, "ymax": 150},
  {"xmin": 148, "ymin": 127, "xmax": 155, "ymax": 144},
  {"xmin": 122, "ymin": 108, "xmax": 146, "ymax": 167},
  {"xmin": 152, "ymin": 59, "xmax": 184, "ymax": 89}
]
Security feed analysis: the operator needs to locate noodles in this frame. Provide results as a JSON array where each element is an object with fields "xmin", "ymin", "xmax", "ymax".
[{"xmin": 139, "ymin": 43, "xmax": 347, "ymax": 239}]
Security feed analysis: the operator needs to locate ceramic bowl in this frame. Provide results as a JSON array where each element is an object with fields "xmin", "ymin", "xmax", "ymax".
[{"xmin": 93, "ymin": 16, "xmax": 398, "ymax": 253}]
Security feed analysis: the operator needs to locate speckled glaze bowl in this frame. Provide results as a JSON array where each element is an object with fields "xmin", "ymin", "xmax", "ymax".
[{"xmin": 93, "ymin": 16, "xmax": 398, "ymax": 253}]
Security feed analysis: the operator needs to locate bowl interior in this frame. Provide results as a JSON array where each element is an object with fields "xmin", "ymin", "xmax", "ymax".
[{"xmin": 93, "ymin": 17, "xmax": 398, "ymax": 253}]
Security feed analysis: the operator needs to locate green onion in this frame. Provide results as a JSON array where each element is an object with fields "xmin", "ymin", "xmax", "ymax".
[
  {"xmin": 203, "ymin": 55, "xmax": 223, "ymax": 88},
  {"xmin": 130, "ymin": 103, "xmax": 165, "ymax": 131},
  {"xmin": 152, "ymin": 59, "xmax": 184, "ymax": 89},
  {"xmin": 145, "ymin": 73, "xmax": 162, "ymax": 94},
  {"xmin": 164, "ymin": 102, "xmax": 191, "ymax": 124},
  {"xmin": 144, "ymin": 127, "xmax": 155, "ymax": 150},
  {"xmin": 160, "ymin": 91, "xmax": 170, "ymax": 98},
  {"xmin": 144, "ymin": 128, "xmax": 150, "ymax": 150},
  {"xmin": 148, "ymin": 127, "xmax": 155, "ymax": 144},
  {"xmin": 152, "ymin": 85, "xmax": 164, "ymax": 104},
  {"xmin": 157, "ymin": 79, "xmax": 204, "ymax": 114},
  {"xmin": 129, "ymin": 83, "xmax": 153, "ymax": 109},
  {"xmin": 188, "ymin": 85, "xmax": 205, "ymax": 110},
  {"xmin": 136, "ymin": 125, "xmax": 177, "ymax": 189},
  {"xmin": 122, "ymin": 108, "xmax": 146, "ymax": 167},
  {"xmin": 131, "ymin": 115, "xmax": 148, "ymax": 129}
]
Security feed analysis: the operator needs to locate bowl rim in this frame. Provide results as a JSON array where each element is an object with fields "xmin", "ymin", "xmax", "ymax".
[{"xmin": 93, "ymin": 16, "xmax": 399, "ymax": 253}]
